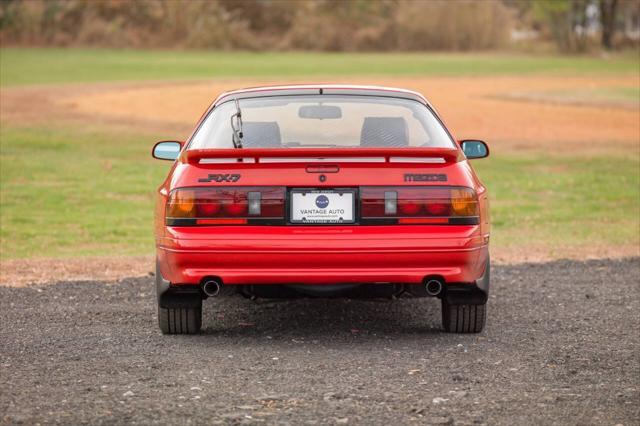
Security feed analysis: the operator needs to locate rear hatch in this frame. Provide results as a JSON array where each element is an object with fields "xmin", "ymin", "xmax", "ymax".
[{"xmin": 167, "ymin": 148, "xmax": 479, "ymax": 226}]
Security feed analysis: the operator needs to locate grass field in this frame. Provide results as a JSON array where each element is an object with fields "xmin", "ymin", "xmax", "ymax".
[
  {"xmin": 1, "ymin": 48, "xmax": 639, "ymax": 86},
  {"xmin": 1, "ymin": 124, "xmax": 637, "ymax": 259},
  {"xmin": 1, "ymin": 48, "xmax": 639, "ymax": 261},
  {"xmin": 0, "ymin": 125, "xmax": 163, "ymax": 258}
]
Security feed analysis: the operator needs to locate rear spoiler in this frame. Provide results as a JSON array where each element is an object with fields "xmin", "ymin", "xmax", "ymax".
[{"xmin": 183, "ymin": 147, "xmax": 462, "ymax": 165}]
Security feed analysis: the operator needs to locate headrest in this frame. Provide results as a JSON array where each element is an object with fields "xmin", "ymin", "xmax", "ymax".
[
  {"xmin": 360, "ymin": 117, "xmax": 409, "ymax": 147},
  {"xmin": 241, "ymin": 121, "xmax": 282, "ymax": 148}
]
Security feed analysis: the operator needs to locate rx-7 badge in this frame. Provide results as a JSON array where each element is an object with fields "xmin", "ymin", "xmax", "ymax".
[{"xmin": 198, "ymin": 174, "xmax": 241, "ymax": 183}]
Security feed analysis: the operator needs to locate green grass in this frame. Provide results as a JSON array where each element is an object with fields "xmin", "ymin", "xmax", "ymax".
[
  {"xmin": 2, "ymin": 48, "xmax": 639, "ymax": 87},
  {"xmin": 1, "ymin": 124, "xmax": 638, "ymax": 259},
  {"xmin": 0, "ymin": 125, "xmax": 168, "ymax": 258},
  {"xmin": 474, "ymin": 153, "xmax": 640, "ymax": 254}
]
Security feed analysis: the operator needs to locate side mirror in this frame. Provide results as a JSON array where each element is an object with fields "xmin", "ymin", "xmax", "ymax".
[
  {"xmin": 152, "ymin": 141, "xmax": 182, "ymax": 161},
  {"xmin": 460, "ymin": 140, "xmax": 489, "ymax": 159}
]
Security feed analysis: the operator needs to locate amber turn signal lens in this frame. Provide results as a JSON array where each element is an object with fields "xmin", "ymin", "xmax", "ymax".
[
  {"xmin": 167, "ymin": 189, "xmax": 196, "ymax": 218},
  {"xmin": 450, "ymin": 188, "xmax": 478, "ymax": 216}
]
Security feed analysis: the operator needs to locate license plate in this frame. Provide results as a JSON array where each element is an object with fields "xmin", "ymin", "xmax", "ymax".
[{"xmin": 290, "ymin": 190, "xmax": 355, "ymax": 224}]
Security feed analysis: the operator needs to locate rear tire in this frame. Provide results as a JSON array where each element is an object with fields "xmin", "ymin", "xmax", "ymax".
[
  {"xmin": 158, "ymin": 304, "xmax": 202, "ymax": 335},
  {"xmin": 441, "ymin": 300, "xmax": 486, "ymax": 333}
]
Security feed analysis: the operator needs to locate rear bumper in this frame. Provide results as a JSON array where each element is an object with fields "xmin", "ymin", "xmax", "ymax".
[{"xmin": 157, "ymin": 225, "xmax": 489, "ymax": 286}]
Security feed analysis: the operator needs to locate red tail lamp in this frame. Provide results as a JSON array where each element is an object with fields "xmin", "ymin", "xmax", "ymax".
[
  {"xmin": 166, "ymin": 187, "xmax": 284, "ymax": 225},
  {"xmin": 360, "ymin": 186, "xmax": 478, "ymax": 224}
]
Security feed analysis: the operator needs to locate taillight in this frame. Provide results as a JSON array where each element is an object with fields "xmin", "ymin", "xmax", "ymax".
[
  {"xmin": 360, "ymin": 186, "xmax": 479, "ymax": 225},
  {"xmin": 166, "ymin": 187, "xmax": 285, "ymax": 226}
]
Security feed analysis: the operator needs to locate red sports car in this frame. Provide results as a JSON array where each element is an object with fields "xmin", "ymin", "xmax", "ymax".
[{"xmin": 152, "ymin": 85, "xmax": 490, "ymax": 334}]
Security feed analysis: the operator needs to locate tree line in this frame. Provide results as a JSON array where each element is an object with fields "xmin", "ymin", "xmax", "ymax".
[{"xmin": 1, "ymin": 0, "xmax": 638, "ymax": 52}]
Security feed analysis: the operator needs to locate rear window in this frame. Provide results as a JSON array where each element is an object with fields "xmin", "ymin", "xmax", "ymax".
[{"xmin": 188, "ymin": 95, "xmax": 455, "ymax": 150}]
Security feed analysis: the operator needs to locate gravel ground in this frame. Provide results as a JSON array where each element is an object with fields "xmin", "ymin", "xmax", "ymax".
[{"xmin": 1, "ymin": 258, "xmax": 638, "ymax": 425}]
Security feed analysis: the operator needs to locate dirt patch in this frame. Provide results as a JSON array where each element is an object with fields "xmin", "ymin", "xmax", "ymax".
[
  {"xmin": 0, "ymin": 255, "xmax": 153, "ymax": 287},
  {"xmin": 0, "ymin": 80, "xmax": 198, "ymax": 136},
  {"xmin": 491, "ymin": 243, "xmax": 640, "ymax": 265},
  {"xmin": 2, "ymin": 75, "xmax": 639, "ymax": 153},
  {"xmin": 493, "ymin": 90, "xmax": 639, "ymax": 111}
]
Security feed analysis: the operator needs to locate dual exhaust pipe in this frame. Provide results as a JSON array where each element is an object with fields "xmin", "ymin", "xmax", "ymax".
[
  {"xmin": 202, "ymin": 276, "xmax": 443, "ymax": 298},
  {"xmin": 201, "ymin": 278, "xmax": 223, "ymax": 297},
  {"xmin": 424, "ymin": 278, "xmax": 444, "ymax": 297}
]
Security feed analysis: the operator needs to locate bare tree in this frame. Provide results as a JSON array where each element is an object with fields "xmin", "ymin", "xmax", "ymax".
[{"xmin": 599, "ymin": 0, "xmax": 618, "ymax": 49}]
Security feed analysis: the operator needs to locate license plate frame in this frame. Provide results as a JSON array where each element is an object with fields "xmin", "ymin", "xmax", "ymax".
[{"xmin": 289, "ymin": 188, "xmax": 357, "ymax": 224}]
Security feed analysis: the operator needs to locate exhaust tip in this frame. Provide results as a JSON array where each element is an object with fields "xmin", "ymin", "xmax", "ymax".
[
  {"xmin": 424, "ymin": 279, "xmax": 443, "ymax": 297},
  {"xmin": 202, "ymin": 279, "xmax": 222, "ymax": 297}
]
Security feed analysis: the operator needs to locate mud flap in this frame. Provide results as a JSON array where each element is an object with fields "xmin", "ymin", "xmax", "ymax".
[
  {"xmin": 443, "ymin": 257, "xmax": 490, "ymax": 305},
  {"xmin": 156, "ymin": 260, "xmax": 201, "ymax": 309}
]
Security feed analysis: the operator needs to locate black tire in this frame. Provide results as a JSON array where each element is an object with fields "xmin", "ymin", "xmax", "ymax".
[
  {"xmin": 441, "ymin": 300, "xmax": 486, "ymax": 333},
  {"xmin": 158, "ymin": 304, "xmax": 202, "ymax": 335}
]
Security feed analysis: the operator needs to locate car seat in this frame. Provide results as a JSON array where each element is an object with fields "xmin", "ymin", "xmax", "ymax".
[{"xmin": 360, "ymin": 117, "xmax": 409, "ymax": 147}]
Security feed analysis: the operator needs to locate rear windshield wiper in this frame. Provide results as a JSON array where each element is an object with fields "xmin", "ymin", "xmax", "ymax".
[{"xmin": 230, "ymin": 98, "xmax": 243, "ymax": 149}]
